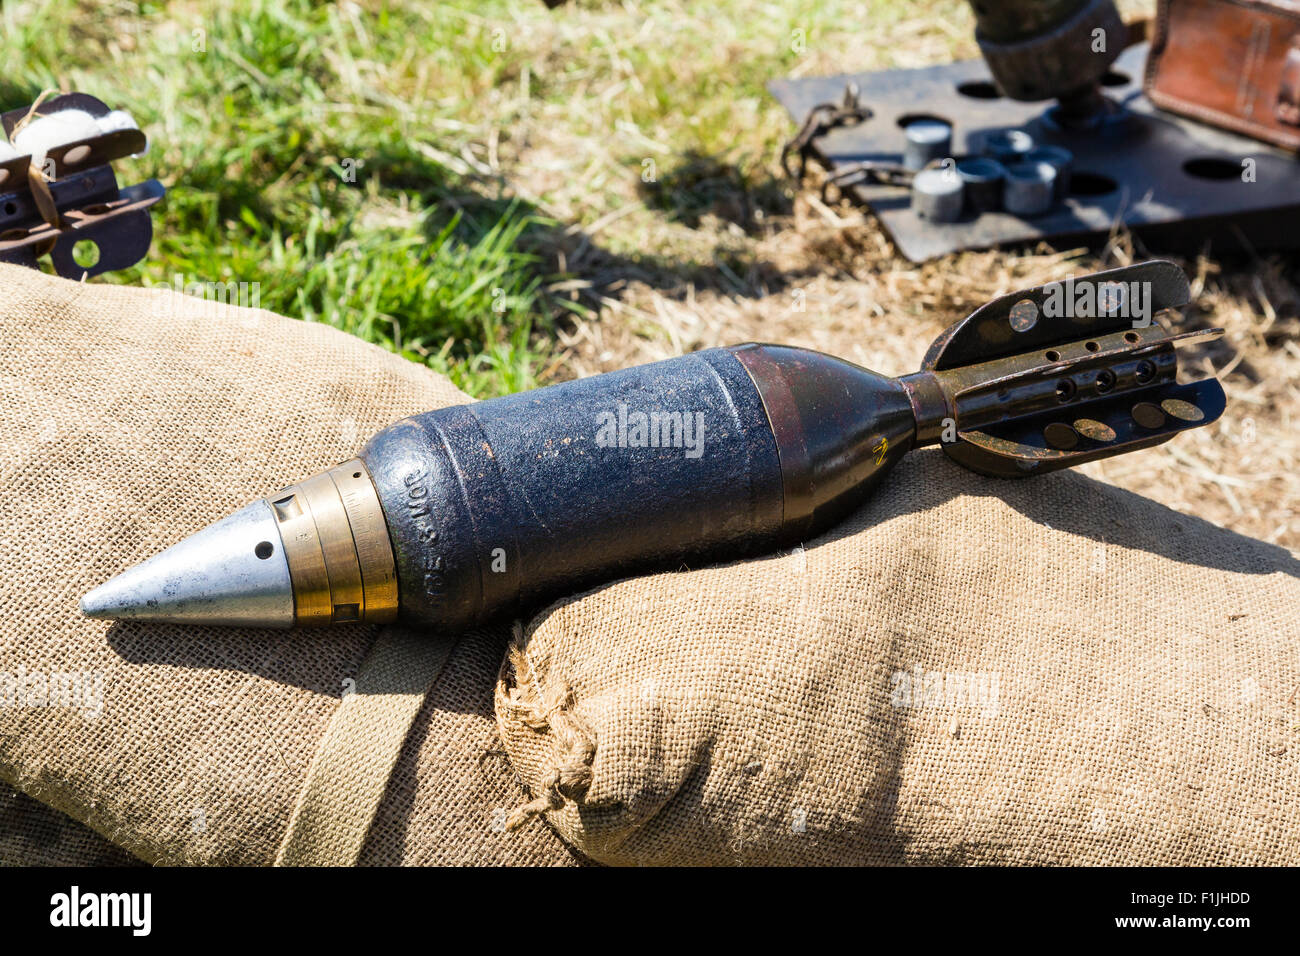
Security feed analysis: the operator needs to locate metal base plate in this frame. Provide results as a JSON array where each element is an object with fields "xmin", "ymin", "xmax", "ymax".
[{"xmin": 770, "ymin": 44, "xmax": 1300, "ymax": 262}]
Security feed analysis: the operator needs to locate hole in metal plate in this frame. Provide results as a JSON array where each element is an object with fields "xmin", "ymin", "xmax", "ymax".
[
  {"xmin": 71, "ymin": 239, "xmax": 99, "ymax": 268},
  {"xmin": 1183, "ymin": 157, "xmax": 1241, "ymax": 181},
  {"xmin": 956, "ymin": 80, "xmax": 1001, "ymax": 99},
  {"xmin": 1132, "ymin": 402, "xmax": 1166, "ymax": 428},
  {"xmin": 1070, "ymin": 172, "xmax": 1118, "ymax": 196}
]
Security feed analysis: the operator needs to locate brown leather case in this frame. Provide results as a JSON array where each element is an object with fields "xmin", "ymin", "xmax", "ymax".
[{"xmin": 1146, "ymin": 0, "xmax": 1300, "ymax": 150}]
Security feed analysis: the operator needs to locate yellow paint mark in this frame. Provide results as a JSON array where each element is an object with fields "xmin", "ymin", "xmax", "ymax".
[{"xmin": 873, "ymin": 437, "xmax": 888, "ymax": 466}]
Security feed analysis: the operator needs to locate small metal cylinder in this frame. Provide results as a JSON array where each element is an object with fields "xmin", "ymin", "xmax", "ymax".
[
  {"xmin": 902, "ymin": 118, "xmax": 953, "ymax": 171},
  {"xmin": 980, "ymin": 128, "xmax": 1034, "ymax": 166},
  {"xmin": 956, "ymin": 156, "xmax": 1006, "ymax": 213},
  {"xmin": 1024, "ymin": 145, "xmax": 1073, "ymax": 200},
  {"xmin": 911, "ymin": 167, "xmax": 964, "ymax": 222},
  {"xmin": 1003, "ymin": 160, "xmax": 1058, "ymax": 217}
]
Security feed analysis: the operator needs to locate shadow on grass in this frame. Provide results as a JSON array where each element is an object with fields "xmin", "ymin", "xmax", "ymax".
[
  {"xmin": 350, "ymin": 144, "xmax": 817, "ymax": 343},
  {"xmin": 637, "ymin": 148, "xmax": 791, "ymax": 232},
  {"xmin": 402, "ymin": 145, "xmax": 816, "ymax": 321}
]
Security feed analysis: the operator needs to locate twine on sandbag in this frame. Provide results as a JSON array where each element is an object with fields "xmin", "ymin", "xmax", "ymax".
[{"xmin": 497, "ymin": 645, "xmax": 596, "ymax": 831}]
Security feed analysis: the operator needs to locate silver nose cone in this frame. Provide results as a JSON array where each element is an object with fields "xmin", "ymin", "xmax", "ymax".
[{"xmin": 80, "ymin": 499, "xmax": 295, "ymax": 628}]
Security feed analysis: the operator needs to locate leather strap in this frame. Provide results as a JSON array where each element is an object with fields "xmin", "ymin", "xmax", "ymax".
[
  {"xmin": 1278, "ymin": 37, "xmax": 1300, "ymax": 125},
  {"xmin": 1146, "ymin": 0, "xmax": 1300, "ymax": 150},
  {"xmin": 274, "ymin": 626, "xmax": 457, "ymax": 866}
]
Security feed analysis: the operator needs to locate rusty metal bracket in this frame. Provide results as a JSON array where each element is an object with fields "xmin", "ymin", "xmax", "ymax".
[
  {"xmin": 820, "ymin": 159, "xmax": 915, "ymax": 204},
  {"xmin": 0, "ymin": 92, "xmax": 164, "ymax": 278},
  {"xmin": 1279, "ymin": 38, "xmax": 1300, "ymax": 128},
  {"xmin": 780, "ymin": 82, "xmax": 873, "ymax": 180},
  {"xmin": 770, "ymin": 43, "xmax": 1300, "ymax": 262}
]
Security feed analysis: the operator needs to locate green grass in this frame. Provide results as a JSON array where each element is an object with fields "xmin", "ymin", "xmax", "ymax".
[
  {"xmin": 0, "ymin": 0, "xmax": 969, "ymax": 395},
  {"xmin": 1, "ymin": 0, "xmax": 586, "ymax": 395}
]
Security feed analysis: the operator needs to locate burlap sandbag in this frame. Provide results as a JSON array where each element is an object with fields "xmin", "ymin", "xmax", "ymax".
[
  {"xmin": 5, "ymin": 264, "xmax": 1296, "ymax": 867},
  {"xmin": 0, "ymin": 264, "xmax": 579, "ymax": 865},
  {"xmin": 0, "ymin": 781, "xmax": 140, "ymax": 867},
  {"xmin": 497, "ymin": 450, "xmax": 1300, "ymax": 865}
]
